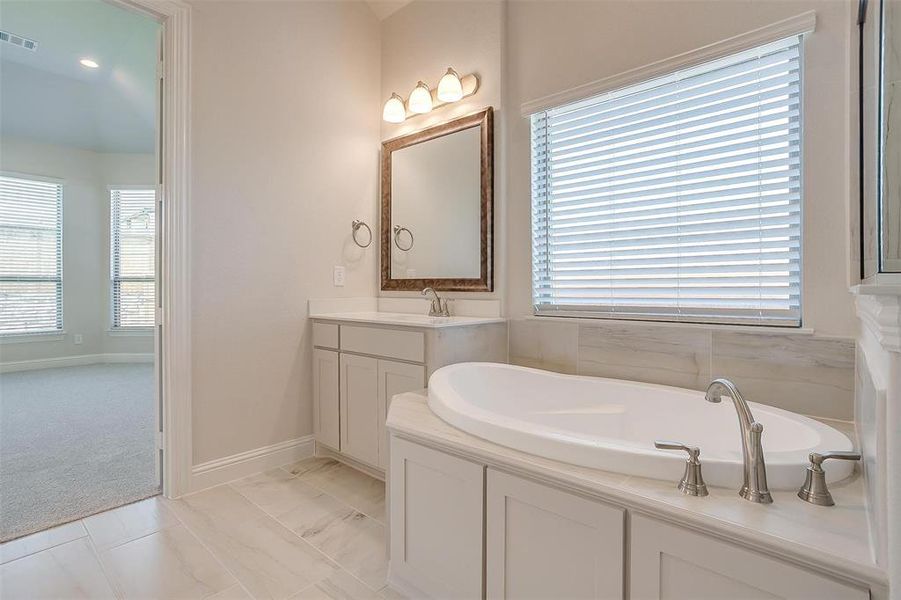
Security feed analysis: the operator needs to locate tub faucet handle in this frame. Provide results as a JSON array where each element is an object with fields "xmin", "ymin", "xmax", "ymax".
[
  {"xmin": 654, "ymin": 440, "xmax": 708, "ymax": 497},
  {"xmin": 797, "ymin": 451, "xmax": 860, "ymax": 506}
]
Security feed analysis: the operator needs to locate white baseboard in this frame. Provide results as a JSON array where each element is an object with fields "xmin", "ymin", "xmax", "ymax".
[
  {"xmin": 190, "ymin": 435, "xmax": 315, "ymax": 493},
  {"xmin": 0, "ymin": 353, "xmax": 154, "ymax": 373}
]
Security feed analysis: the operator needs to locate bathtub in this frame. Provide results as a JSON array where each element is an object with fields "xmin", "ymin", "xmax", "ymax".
[{"xmin": 427, "ymin": 362, "xmax": 854, "ymax": 490}]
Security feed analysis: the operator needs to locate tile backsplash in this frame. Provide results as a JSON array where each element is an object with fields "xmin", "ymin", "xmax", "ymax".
[{"xmin": 509, "ymin": 318, "xmax": 855, "ymax": 421}]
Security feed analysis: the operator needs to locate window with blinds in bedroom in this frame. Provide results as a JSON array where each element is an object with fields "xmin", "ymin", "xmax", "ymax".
[
  {"xmin": 110, "ymin": 187, "xmax": 156, "ymax": 329},
  {"xmin": 0, "ymin": 174, "xmax": 63, "ymax": 335},
  {"xmin": 530, "ymin": 36, "xmax": 803, "ymax": 326}
]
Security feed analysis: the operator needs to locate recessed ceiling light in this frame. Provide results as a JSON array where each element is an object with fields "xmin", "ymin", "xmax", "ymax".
[{"xmin": 79, "ymin": 58, "xmax": 99, "ymax": 69}]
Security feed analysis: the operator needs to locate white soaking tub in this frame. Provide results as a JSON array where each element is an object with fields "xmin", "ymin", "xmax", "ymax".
[{"xmin": 427, "ymin": 362, "xmax": 854, "ymax": 490}]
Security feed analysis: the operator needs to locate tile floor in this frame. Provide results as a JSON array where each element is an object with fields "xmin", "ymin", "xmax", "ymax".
[{"xmin": 0, "ymin": 457, "xmax": 398, "ymax": 600}]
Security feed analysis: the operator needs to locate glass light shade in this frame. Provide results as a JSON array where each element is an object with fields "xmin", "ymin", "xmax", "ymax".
[
  {"xmin": 408, "ymin": 81, "xmax": 433, "ymax": 114},
  {"xmin": 382, "ymin": 93, "xmax": 406, "ymax": 123},
  {"xmin": 437, "ymin": 68, "xmax": 464, "ymax": 103}
]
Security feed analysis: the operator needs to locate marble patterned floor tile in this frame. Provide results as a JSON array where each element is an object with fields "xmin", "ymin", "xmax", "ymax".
[
  {"xmin": 290, "ymin": 569, "xmax": 381, "ymax": 599},
  {"xmin": 284, "ymin": 458, "xmax": 386, "ymax": 523},
  {"xmin": 231, "ymin": 469, "xmax": 340, "ymax": 520},
  {"xmin": 0, "ymin": 520, "xmax": 87, "ymax": 565},
  {"xmin": 207, "ymin": 585, "xmax": 254, "ymax": 600},
  {"xmin": 291, "ymin": 509, "xmax": 387, "ymax": 591},
  {"xmin": 84, "ymin": 495, "xmax": 180, "ymax": 551},
  {"xmin": 0, "ymin": 537, "xmax": 117, "ymax": 599},
  {"xmin": 378, "ymin": 585, "xmax": 407, "ymax": 599},
  {"xmin": 100, "ymin": 524, "xmax": 236, "ymax": 599},
  {"xmin": 170, "ymin": 485, "xmax": 339, "ymax": 600},
  {"xmin": 710, "ymin": 331, "xmax": 855, "ymax": 419}
]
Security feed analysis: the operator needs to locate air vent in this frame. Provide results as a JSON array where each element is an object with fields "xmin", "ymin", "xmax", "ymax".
[{"xmin": 0, "ymin": 30, "xmax": 38, "ymax": 52}]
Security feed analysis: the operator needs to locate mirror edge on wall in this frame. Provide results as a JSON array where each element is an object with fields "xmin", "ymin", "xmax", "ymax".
[{"xmin": 380, "ymin": 106, "xmax": 494, "ymax": 292}]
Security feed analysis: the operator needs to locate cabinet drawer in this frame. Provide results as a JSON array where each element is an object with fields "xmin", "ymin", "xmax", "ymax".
[
  {"xmin": 340, "ymin": 325, "xmax": 424, "ymax": 363},
  {"xmin": 312, "ymin": 322, "xmax": 339, "ymax": 349}
]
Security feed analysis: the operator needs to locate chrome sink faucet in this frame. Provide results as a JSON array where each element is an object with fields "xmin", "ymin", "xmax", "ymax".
[
  {"xmin": 705, "ymin": 378, "xmax": 773, "ymax": 504},
  {"xmin": 421, "ymin": 287, "xmax": 450, "ymax": 317}
]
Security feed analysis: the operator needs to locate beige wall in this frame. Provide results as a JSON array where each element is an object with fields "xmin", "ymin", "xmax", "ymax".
[
  {"xmin": 0, "ymin": 137, "xmax": 155, "ymax": 364},
  {"xmin": 504, "ymin": 0, "xmax": 858, "ymax": 337},
  {"xmin": 189, "ymin": 0, "xmax": 381, "ymax": 465},
  {"xmin": 380, "ymin": 0, "xmax": 505, "ymax": 299}
]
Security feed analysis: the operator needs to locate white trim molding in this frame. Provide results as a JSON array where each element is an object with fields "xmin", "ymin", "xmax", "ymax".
[
  {"xmin": 191, "ymin": 436, "xmax": 315, "ymax": 493},
  {"xmin": 110, "ymin": 0, "xmax": 193, "ymax": 499},
  {"xmin": 0, "ymin": 353, "xmax": 154, "ymax": 373},
  {"xmin": 521, "ymin": 11, "xmax": 817, "ymax": 116},
  {"xmin": 853, "ymin": 284, "xmax": 901, "ymax": 354}
]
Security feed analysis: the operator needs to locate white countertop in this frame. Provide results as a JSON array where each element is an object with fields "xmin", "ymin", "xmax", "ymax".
[
  {"xmin": 309, "ymin": 311, "xmax": 506, "ymax": 328},
  {"xmin": 387, "ymin": 390, "xmax": 886, "ymax": 592}
]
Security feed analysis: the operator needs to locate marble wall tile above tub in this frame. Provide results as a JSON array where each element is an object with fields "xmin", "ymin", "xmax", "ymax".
[
  {"xmin": 508, "ymin": 318, "xmax": 579, "ymax": 374},
  {"xmin": 710, "ymin": 331, "xmax": 855, "ymax": 420},
  {"xmin": 577, "ymin": 322, "xmax": 711, "ymax": 390}
]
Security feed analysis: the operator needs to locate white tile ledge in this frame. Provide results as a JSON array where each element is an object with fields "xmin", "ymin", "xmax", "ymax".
[{"xmin": 387, "ymin": 391, "xmax": 886, "ymax": 593}]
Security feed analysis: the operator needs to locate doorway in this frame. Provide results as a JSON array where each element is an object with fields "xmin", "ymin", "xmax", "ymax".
[{"xmin": 0, "ymin": 0, "xmax": 162, "ymax": 541}]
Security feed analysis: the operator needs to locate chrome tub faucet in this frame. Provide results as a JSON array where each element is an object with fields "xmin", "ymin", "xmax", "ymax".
[{"xmin": 705, "ymin": 378, "xmax": 773, "ymax": 504}]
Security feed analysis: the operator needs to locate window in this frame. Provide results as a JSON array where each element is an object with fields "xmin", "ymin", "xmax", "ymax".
[
  {"xmin": 110, "ymin": 187, "xmax": 156, "ymax": 328},
  {"xmin": 531, "ymin": 37, "xmax": 802, "ymax": 326},
  {"xmin": 0, "ymin": 174, "xmax": 63, "ymax": 335}
]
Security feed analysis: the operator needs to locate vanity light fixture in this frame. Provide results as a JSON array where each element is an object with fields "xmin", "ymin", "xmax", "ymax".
[
  {"xmin": 382, "ymin": 93, "xmax": 406, "ymax": 123},
  {"xmin": 79, "ymin": 58, "xmax": 99, "ymax": 69},
  {"xmin": 408, "ymin": 81, "xmax": 433, "ymax": 114},
  {"xmin": 437, "ymin": 67, "xmax": 464, "ymax": 102},
  {"xmin": 382, "ymin": 67, "xmax": 480, "ymax": 123}
]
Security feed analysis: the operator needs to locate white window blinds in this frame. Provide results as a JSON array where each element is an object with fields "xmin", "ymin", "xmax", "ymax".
[
  {"xmin": 0, "ymin": 174, "xmax": 63, "ymax": 334},
  {"xmin": 531, "ymin": 36, "xmax": 803, "ymax": 326},
  {"xmin": 111, "ymin": 188, "xmax": 156, "ymax": 328}
]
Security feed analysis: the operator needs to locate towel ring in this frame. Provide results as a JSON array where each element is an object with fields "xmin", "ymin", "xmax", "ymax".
[
  {"xmin": 393, "ymin": 225, "xmax": 414, "ymax": 251},
  {"xmin": 351, "ymin": 220, "xmax": 372, "ymax": 248}
]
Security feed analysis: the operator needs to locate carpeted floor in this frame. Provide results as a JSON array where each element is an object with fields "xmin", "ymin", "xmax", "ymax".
[{"xmin": 0, "ymin": 363, "xmax": 159, "ymax": 542}]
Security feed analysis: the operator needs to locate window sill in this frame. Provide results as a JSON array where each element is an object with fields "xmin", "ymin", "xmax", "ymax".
[
  {"xmin": 107, "ymin": 328, "xmax": 154, "ymax": 337},
  {"xmin": 528, "ymin": 313, "xmax": 817, "ymax": 336},
  {"xmin": 0, "ymin": 331, "xmax": 67, "ymax": 344}
]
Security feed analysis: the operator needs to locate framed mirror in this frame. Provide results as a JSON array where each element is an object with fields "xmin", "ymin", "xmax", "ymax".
[{"xmin": 380, "ymin": 107, "xmax": 493, "ymax": 291}]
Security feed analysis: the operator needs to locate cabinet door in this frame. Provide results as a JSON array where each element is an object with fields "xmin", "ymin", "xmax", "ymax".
[
  {"xmin": 389, "ymin": 437, "xmax": 484, "ymax": 599},
  {"xmin": 312, "ymin": 349, "xmax": 339, "ymax": 449},
  {"xmin": 377, "ymin": 360, "xmax": 425, "ymax": 469},
  {"xmin": 486, "ymin": 469, "xmax": 624, "ymax": 600},
  {"xmin": 630, "ymin": 514, "xmax": 868, "ymax": 600},
  {"xmin": 339, "ymin": 354, "xmax": 379, "ymax": 466}
]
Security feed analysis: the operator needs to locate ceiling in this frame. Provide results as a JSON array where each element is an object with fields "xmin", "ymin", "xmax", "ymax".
[
  {"xmin": 0, "ymin": 0, "xmax": 159, "ymax": 154},
  {"xmin": 366, "ymin": 0, "xmax": 413, "ymax": 21}
]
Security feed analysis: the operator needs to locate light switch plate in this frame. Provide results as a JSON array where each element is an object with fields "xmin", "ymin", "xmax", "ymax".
[
  {"xmin": 74, "ymin": 334, "xmax": 83, "ymax": 345},
  {"xmin": 333, "ymin": 266, "xmax": 346, "ymax": 287}
]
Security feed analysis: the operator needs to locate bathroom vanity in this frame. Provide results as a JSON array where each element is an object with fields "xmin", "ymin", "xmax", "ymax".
[
  {"xmin": 309, "ymin": 311, "xmax": 506, "ymax": 474},
  {"xmin": 387, "ymin": 390, "xmax": 887, "ymax": 600}
]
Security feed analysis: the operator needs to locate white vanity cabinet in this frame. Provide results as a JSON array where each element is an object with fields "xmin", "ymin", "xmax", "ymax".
[
  {"xmin": 310, "ymin": 316, "xmax": 506, "ymax": 474},
  {"xmin": 630, "ymin": 515, "xmax": 869, "ymax": 600},
  {"xmin": 387, "ymin": 435, "xmax": 875, "ymax": 600},
  {"xmin": 389, "ymin": 437, "xmax": 485, "ymax": 599},
  {"xmin": 486, "ymin": 469, "xmax": 624, "ymax": 599}
]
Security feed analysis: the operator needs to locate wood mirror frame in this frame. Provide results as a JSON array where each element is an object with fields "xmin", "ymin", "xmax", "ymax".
[{"xmin": 380, "ymin": 107, "xmax": 494, "ymax": 292}]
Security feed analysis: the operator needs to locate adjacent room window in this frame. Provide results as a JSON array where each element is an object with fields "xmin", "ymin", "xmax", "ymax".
[
  {"xmin": 0, "ymin": 174, "xmax": 63, "ymax": 335},
  {"xmin": 531, "ymin": 36, "xmax": 803, "ymax": 326},
  {"xmin": 110, "ymin": 187, "xmax": 156, "ymax": 328}
]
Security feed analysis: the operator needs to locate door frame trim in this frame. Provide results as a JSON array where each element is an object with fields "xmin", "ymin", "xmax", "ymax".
[{"xmin": 106, "ymin": 0, "xmax": 193, "ymax": 498}]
